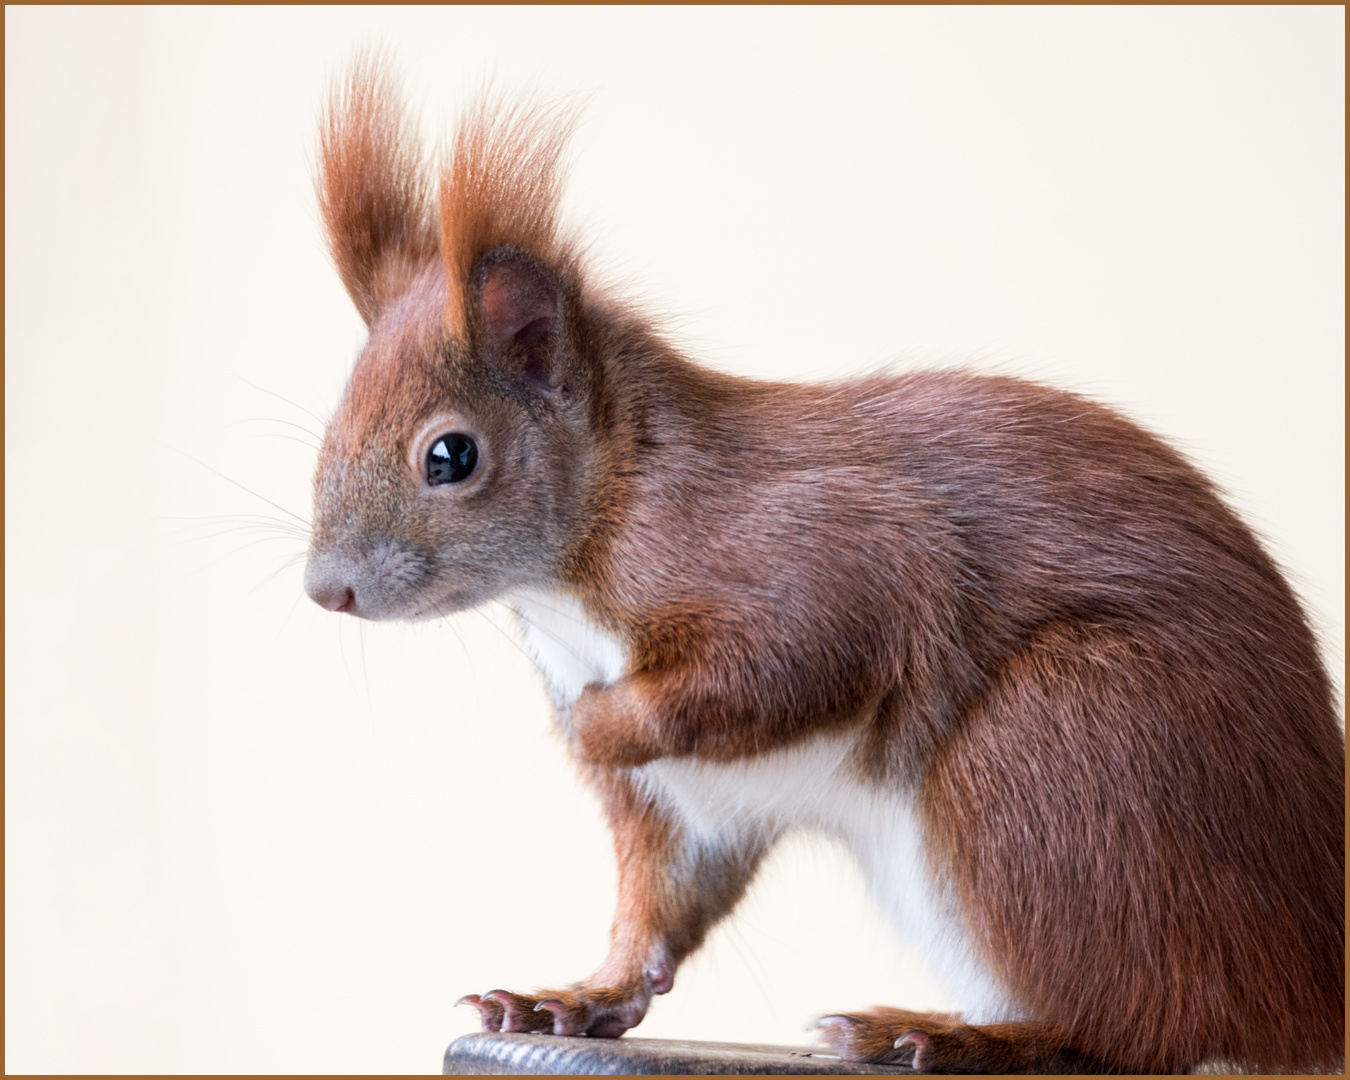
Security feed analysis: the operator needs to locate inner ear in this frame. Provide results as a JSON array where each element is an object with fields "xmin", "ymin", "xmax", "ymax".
[{"xmin": 475, "ymin": 249, "xmax": 563, "ymax": 389}]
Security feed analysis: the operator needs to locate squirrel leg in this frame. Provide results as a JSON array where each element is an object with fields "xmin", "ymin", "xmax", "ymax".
[
  {"xmin": 458, "ymin": 769, "xmax": 769, "ymax": 1037},
  {"xmin": 570, "ymin": 660, "xmax": 842, "ymax": 768},
  {"xmin": 813, "ymin": 1009, "xmax": 1117, "ymax": 1073}
]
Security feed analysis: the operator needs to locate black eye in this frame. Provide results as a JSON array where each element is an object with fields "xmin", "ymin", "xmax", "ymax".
[{"xmin": 426, "ymin": 433, "xmax": 478, "ymax": 485}]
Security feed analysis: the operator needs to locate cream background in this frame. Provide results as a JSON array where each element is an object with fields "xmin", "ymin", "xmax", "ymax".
[{"xmin": 5, "ymin": 7, "xmax": 1343, "ymax": 1073}]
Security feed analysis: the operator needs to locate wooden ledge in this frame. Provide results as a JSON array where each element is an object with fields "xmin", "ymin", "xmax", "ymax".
[{"xmin": 443, "ymin": 1032, "xmax": 916, "ymax": 1075}]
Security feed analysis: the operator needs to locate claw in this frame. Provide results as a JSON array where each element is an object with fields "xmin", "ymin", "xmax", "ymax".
[
  {"xmin": 486, "ymin": 989, "xmax": 557, "ymax": 1033},
  {"xmin": 812, "ymin": 1014, "xmax": 851, "ymax": 1029},
  {"xmin": 810, "ymin": 1014, "xmax": 852, "ymax": 1044},
  {"xmin": 536, "ymin": 997, "xmax": 586, "ymax": 1036},
  {"xmin": 458, "ymin": 983, "xmax": 645, "ymax": 1040},
  {"xmin": 455, "ymin": 992, "xmax": 504, "ymax": 1032},
  {"xmin": 484, "ymin": 990, "xmax": 522, "ymax": 1031},
  {"xmin": 894, "ymin": 1030, "xmax": 929, "ymax": 1071}
]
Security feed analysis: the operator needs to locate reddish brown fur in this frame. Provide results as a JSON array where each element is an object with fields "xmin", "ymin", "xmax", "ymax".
[
  {"xmin": 306, "ymin": 56, "xmax": 1344, "ymax": 1073},
  {"xmin": 318, "ymin": 55, "xmax": 436, "ymax": 328},
  {"xmin": 817, "ymin": 1009, "xmax": 1116, "ymax": 1073},
  {"xmin": 438, "ymin": 94, "xmax": 580, "ymax": 337}
]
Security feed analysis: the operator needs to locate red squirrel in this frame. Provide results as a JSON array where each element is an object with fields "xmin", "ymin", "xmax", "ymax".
[{"xmin": 303, "ymin": 57, "xmax": 1344, "ymax": 1073}]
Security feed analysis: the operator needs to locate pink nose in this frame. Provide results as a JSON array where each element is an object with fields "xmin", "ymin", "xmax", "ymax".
[
  {"xmin": 304, "ymin": 555, "xmax": 360, "ymax": 614},
  {"xmin": 311, "ymin": 583, "xmax": 355, "ymax": 613}
]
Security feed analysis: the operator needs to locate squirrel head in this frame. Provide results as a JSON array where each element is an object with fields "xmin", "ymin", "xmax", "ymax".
[{"xmin": 304, "ymin": 56, "xmax": 598, "ymax": 620}]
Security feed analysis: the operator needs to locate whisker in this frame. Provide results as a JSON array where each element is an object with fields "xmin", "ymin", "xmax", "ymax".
[
  {"xmin": 337, "ymin": 616, "xmax": 361, "ymax": 706},
  {"xmin": 509, "ymin": 609, "xmax": 598, "ymax": 671},
  {"xmin": 226, "ymin": 415, "xmax": 325, "ymax": 445},
  {"xmin": 236, "ymin": 375, "xmax": 329, "ymax": 428},
  {"xmin": 440, "ymin": 613, "xmax": 480, "ymax": 704},
  {"xmin": 358, "ymin": 620, "xmax": 374, "ymax": 722},
  {"xmin": 165, "ymin": 521, "xmax": 310, "ymax": 545},
  {"xmin": 156, "ymin": 512, "xmax": 310, "ymax": 535},
  {"xmin": 157, "ymin": 440, "xmax": 310, "ymax": 526},
  {"xmin": 273, "ymin": 589, "xmax": 306, "ymax": 647},
  {"xmin": 252, "ymin": 553, "xmax": 309, "ymax": 594},
  {"xmin": 182, "ymin": 536, "xmax": 311, "ymax": 578},
  {"xmin": 470, "ymin": 605, "xmax": 539, "ymax": 671},
  {"xmin": 248, "ymin": 431, "xmax": 324, "ymax": 451}
]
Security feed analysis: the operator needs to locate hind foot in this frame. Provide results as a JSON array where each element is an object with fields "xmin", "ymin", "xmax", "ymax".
[{"xmin": 813, "ymin": 1008, "xmax": 1112, "ymax": 1073}]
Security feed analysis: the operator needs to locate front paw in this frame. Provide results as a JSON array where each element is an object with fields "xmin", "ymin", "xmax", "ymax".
[
  {"xmin": 571, "ymin": 683, "xmax": 662, "ymax": 768},
  {"xmin": 457, "ymin": 985, "xmax": 650, "ymax": 1038}
]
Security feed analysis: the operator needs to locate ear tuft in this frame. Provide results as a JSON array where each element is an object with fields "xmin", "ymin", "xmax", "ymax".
[
  {"xmin": 476, "ymin": 249, "xmax": 564, "ymax": 390},
  {"xmin": 439, "ymin": 94, "xmax": 581, "ymax": 335},
  {"xmin": 318, "ymin": 51, "xmax": 436, "ymax": 327}
]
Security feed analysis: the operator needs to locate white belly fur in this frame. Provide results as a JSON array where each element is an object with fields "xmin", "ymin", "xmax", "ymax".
[{"xmin": 507, "ymin": 586, "xmax": 1015, "ymax": 1022}]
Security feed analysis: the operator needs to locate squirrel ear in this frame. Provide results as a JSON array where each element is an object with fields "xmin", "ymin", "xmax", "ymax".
[{"xmin": 474, "ymin": 248, "xmax": 565, "ymax": 391}]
